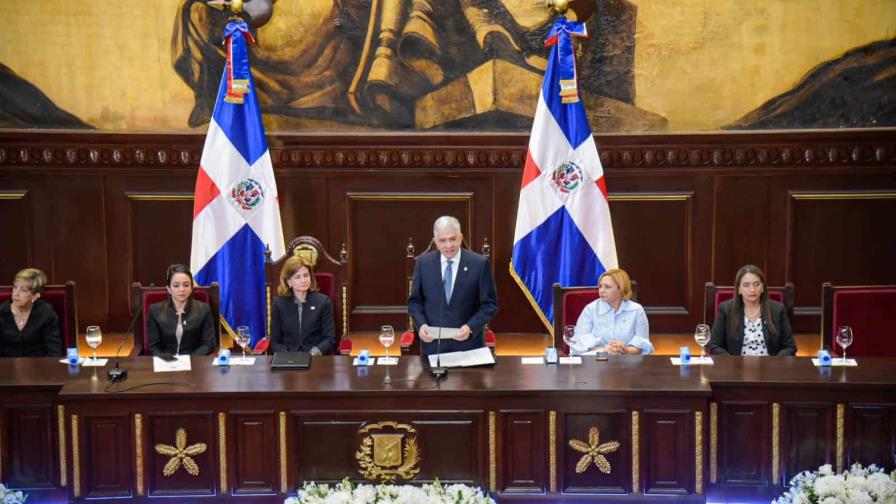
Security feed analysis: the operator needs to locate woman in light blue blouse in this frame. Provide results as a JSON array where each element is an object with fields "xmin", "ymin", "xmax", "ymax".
[{"xmin": 569, "ymin": 268, "xmax": 654, "ymax": 355}]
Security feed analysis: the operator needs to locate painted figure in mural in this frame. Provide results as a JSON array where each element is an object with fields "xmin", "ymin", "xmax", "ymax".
[{"xmin": 172, "ymin": 0, "xmax": 667, "ymax": 131}]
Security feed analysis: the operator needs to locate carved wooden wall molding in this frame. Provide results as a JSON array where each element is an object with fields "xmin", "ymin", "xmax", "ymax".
[{"xmin": 1, "ymin": 130, "xmax": 894, "ymax": 170}]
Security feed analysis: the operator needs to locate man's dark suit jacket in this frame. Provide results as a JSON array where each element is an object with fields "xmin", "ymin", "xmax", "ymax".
[
  {"xmin": 147, "ymin": 298, "xmax": 215, "ymax": 356},
  {"xmin": 708, "ymin": 299, "xmax": 796, "ymax": 356},
  {"xmin": 408, "ymin": 249, "xmax": 498, "ymax": 356},
  {"xmin": 270, "ymin": 291, "xmax": 335, "ymax": 354}
]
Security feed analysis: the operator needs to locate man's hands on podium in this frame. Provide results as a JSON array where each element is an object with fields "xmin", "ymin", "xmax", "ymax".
[{"xmin": 418, "ymin": 324, "xmax": 472, "ymax": 343}]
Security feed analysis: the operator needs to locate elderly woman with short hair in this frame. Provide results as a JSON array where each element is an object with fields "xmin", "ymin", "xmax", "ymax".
[{"xmin": 0, "ymin": 268, "xmax": 62, "ymax": 357}]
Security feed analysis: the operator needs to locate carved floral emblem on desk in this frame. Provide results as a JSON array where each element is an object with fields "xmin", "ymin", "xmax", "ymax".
[
  {"xmin": 569, "ymin": 426, "xmax": 620, "ymax": 474},
  {"xmin": 355, "ymin": 421, "xmax": 420, "ymax": 482},
  {"xmin": 154, "ymin": 428, "xmax": 208, "ymax": 477}
]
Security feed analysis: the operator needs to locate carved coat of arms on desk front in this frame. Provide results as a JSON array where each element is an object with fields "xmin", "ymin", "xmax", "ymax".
[{"xmin": 355, "ymin": 421, "xmax": 421, "ymax": 482}]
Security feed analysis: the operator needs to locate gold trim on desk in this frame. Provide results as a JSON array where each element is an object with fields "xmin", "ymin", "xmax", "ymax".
[
  {"xmin": 710, "ymin": 402, "xmax": 718, "ymax": 484},
  {"xmin": 218, "ymin": 412, "xmax": 228, "ymax": 494},
  {"xmin": 125, "ymin": 192, "xmax": 194, "ymax": 202},
  {"xmin": 135, "ymin": 414, "xmax": 144, "ymax": 496},
  {"xmin": 549, "ymin": 411, "xmax": 557, "ymax": 493},
  {"xmin": 631, "ymin": 411, "xmax": 640, "ymax": 493},
  {"xmin": 57, "ymin": 405, "xmax": 67, "ymax": 487},
  {"xmin": 836, "ymin": 403, "xmax": 845, "ymax": 472},
  {"xmin": 341, "ymin": 285, "xmax": 348, "ymax": 339},
  {"xmin": 72, "ymin": 414, "xmax": 81, "ymax": 498},
  {"xmin": 279, "ymin": 412, "xmax": 287, "ymax": 494},
  {"xmin": 695, "ymin": 411, "xmax": 703, "ymax": 495},
  {"xmin": 0, "ymin": 191, "xmax": 27, "ymax": 200},
  {"xmin": 608, "ymin": 192, "xmax": 693, "ymax": 202},
  {"xmin": 488, "ymin": 411, "xmax": 496, "ymax": 493},
  {"xmin": 772, "ymin": 403, "xmax": 780, "ymax": 485},
  {"xmin": 790, "ymin": 191, "xmax": 896, "ymax": 201}
]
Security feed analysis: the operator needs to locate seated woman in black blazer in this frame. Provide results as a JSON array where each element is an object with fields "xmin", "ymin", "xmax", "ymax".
[
  {"xmin": 709, "ymin": 264, "xmax": 796, "ymax": 356},
  {"xmin": 0, "ymin": 268, "xmax": 62, "ymax": 357},
  {"xmin": 147, "ymin": 264, "xmax": 215, "ymax": 356},
  {"xmin": 270, "ymin": 256, "xmax": 335, "ymax": 355}
]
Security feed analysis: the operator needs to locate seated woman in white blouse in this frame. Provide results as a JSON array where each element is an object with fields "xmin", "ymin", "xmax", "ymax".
[{"xmin": 568, "ymin": 268, "xmax": 654, "ymax": 356}]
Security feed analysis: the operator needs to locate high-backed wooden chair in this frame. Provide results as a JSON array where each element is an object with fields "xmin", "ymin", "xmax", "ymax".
[
  {"xmin": 130, "ymin": 282, "xmax": 220, "ymax": 356},
  {"xmin": 0, "ymin": 281, "xmax": 78, "ymax": 356},
  {"xmin": 821, "ymin": 283, "xmax": 896, "ymax": 357},
  {"xmin": 400, "ymin": 236, "xmax": 497, "ymax": 354},
  {"xmin": 263, "ymin": 236, "xmax": 351, "ymax": 355},
  {"xmin": 704, "ymin": 282, "xmax": 795, "ymax": 327},
  {"xmin": 551, "ymin": 280, "xmax": 638, "ymax": 354}
]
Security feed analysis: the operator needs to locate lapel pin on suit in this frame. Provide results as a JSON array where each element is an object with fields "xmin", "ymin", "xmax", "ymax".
[
  {"xmin": 311, "ymin": 306, "xmax": 316, "ymax": 310},
  {"xmin": 464, "ymin": 266, "xmax": 468, "ymax": 271}
]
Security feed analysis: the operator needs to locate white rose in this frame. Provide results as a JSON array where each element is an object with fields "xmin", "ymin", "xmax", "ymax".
[
  {"xmin": 819, "ymin": 497, "xmax": 843, "ymax": 504},
  {"xmin": 814, "ymin": 475, "xmax": 846, "ymax": 497},
  {"xmin": 352, "ymin": 484, "xmax": 376, "ymax": 503}
]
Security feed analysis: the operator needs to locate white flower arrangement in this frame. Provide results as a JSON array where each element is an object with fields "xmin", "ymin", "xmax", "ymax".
[
  {"xmin": 774, "ymin": 463, "xmax": 896, "ymax": 504},
  {"xmin": 285, "ymin": 478, "xmax": 495, "ymax": 504},
  {"xmin": 0, "ymin": 484, "xmax": 27, "ymax": 504}
]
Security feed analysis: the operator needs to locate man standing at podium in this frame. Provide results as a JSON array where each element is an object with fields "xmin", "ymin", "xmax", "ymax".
[{"xmin": 408, "ymin": 216, "xmax": 499, "ymax": 356}]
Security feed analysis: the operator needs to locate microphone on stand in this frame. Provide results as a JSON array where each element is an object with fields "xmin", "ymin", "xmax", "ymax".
[
  {"xmin": 108, "ymin": 289, "xmax": 148, "ymax": 381},
  {"xmin": 430, "ymin": 264, "xmax": 448, "ymax": 379}
]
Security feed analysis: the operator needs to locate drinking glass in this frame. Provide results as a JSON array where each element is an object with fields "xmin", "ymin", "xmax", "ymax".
[
  {"xmin": 236, "ymin": 325, "xmax": 251, "ymax": 363},
  {"xmin": 836, "ymin": 326, "xmax": 853, "ymax": 363},
  {"xmin": 85, "ymin": 325, "xmax": 102, "ymax": 362},
  {"xmin": 562, "ymin": 325, "xmax": 577, "ymax": 357},
  {"xmin": 694, "ymin": 324, "xmax": 711, "ymax": 362},
  {"xmin": 379, "ymin": 325, "xmax": 395, "ymax": 362},
  {"xmin": 379, "ymin": 325, "xmax": 395, "ymax": 384}
]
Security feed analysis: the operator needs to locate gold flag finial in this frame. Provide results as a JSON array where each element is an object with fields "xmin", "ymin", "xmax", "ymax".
[
  {"xmin": 206, "ymin": 0, "xmax": 243, "ymax": 14},
  {"xmin": 546, "ymin": 0, "xmax": 596, "ymax": 22}
]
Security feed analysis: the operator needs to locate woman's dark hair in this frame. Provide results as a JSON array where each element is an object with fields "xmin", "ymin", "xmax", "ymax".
[
  {"xmin": 163, "ymin": 263, "xmax": 198, "ymax": 321},
  {"xmin": 729, "ymin": 264, "xmax": 777, "ymax": 336},
  {"xmin": 166, "ymin": 263, "xmax": 194, "ymax": 287}
]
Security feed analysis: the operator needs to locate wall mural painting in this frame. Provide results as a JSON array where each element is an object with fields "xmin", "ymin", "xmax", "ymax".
[
  {"xmin": 0, "ymin": 0, "xmax": 893, "ymax": 132},
  {"xmin": 172, "ymin": 0, "xmax": 666, "ymax": 131}
]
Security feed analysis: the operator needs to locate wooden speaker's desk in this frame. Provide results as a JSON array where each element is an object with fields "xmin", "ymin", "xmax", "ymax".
[{"xmin": 1, "ymin": 356, "xmax": 893, "ymax": 503}]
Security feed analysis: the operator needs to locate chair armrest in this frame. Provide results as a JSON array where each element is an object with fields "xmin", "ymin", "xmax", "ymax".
[
  {"xmin": 484, "ymin": 329, "xmax": 496, "ymax": 348},
  {"xmin": 399, "ymin": 331, "xmax": 415, "ymax": 351},
  {"xmin": 252, "ymin": 337, "xmax": 270, "ymax": 355}
]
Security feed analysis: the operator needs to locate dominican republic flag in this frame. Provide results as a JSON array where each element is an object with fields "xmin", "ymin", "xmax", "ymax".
[
  {"xmin": 190, "ymin": 20, "xmax": 285, "ymax": 347},
  {"xmin": 510, "ymin": 16, "xmax": 618, "ymax": 335}
]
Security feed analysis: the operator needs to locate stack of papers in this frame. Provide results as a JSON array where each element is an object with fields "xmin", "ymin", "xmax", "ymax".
[{"xmin": 428, "ymin": 347, "xmax": 495, "ymax": 368}]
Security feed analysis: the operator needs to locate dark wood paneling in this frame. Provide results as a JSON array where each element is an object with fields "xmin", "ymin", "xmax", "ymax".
[
  {"xmin": 712, "ymin": 176, "xmax": 771, "ymax": 286},
  {"xmin": 146, "ymin": 412, "xmax": 216, "ymax": 497},
  {"xmin": 610, "ymin": 193, "xmax": 693, "ymax": 314},
  {"xmin": 788, "ymin": 190, "xmax": 896, "ymax": 308},
  {"xmin": 849, "ymin": 405, "xmax": 896, "ymax": 470},
  {"xmin": 128, "ymin": 194, "xmax": 194, "ymax": 285},
  {"xmin": 231, "ymin": 411, "xmax": 278, "ymax": 495},
  {"xmin": 719, "ymin": 402, "xmax": 768, "ymax": 485},
  {"xmin": 783, "ymin": 403, "xmax": 834, "ymax": 482},
  {"xmin": 499, "ymin": 410, "xmax": 546, "ymax": 493},
  {"xmin": 0, "ymin": 191, "xmax": 31, "ymax": 282},
  {"xmin": 82, "ymin": 414, "xmax": 132, "ymax": 498},
  {"xmin": 5, "ymin": 405, "xmax": 55, "ymax": 488},
  {"xmin": 643, "ymin": 410, "xmax": 691, "ymax": 495},
  {"xmin": 1, "ymin": 130, "xmax": 894, "ymax": 336},
  {"xmin": 294, "ymin": 418, "xmax": 362, "ymax": 484},
  {"xmin": 562, "ymin": 410, "xmax": 630, "ymax": 494}
]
